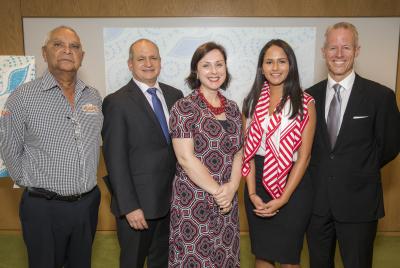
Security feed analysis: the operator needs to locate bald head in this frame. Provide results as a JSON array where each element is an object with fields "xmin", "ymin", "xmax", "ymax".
[{"xmin": 128, "ymin": 39, "xmax": 159, "ymax": 60}]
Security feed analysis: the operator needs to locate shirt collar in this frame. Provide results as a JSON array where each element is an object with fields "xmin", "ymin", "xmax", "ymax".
[
  {"xmin": 132, "ymin": 77, "xmax": 161, "ymax": 94},
  {"xmin": 40, "ymin": 70, "xmax": 86, "ymax": 94},
  {"xmin": 327, "ymin": 70, "xmax": 356, "ymax": 92}
]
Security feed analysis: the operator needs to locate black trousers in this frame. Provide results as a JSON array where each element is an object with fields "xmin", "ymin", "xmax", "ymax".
[
  {"xmin": 116, "ymin": 213, "xmax": 169, "ymax": 268},
  {"xmin": 19, "ymin": 187, "xmax": 101, "ymax": 268},
  {"xmin": 306, "ymin": 212, "xmax": 378, "ymax": 268}
]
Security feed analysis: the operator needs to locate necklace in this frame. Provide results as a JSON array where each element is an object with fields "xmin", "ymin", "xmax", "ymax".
[{"xmin": 198, "ymin": 89, "xmax": 226, "ymax": 115}]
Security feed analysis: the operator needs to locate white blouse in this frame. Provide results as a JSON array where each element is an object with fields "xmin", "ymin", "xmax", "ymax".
[{"xmin": 253, "ymin": 100, "xmax": 299, "ymax": 162}]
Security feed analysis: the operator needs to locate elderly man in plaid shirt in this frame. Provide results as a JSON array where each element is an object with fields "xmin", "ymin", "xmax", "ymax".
[{"xmin": 0, "ymin": 26, "xmax": 103, "ymax": 268}]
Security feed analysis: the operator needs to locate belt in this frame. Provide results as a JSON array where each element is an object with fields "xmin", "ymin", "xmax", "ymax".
[{"xmin": 26, "ymin": 186, "xmax": 97, "ymax": 202}]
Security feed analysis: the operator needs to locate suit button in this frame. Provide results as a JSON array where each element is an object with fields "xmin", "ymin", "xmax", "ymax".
[
  {"xmin": 329, "ymin": 154, "xmax": 335, "ymax": 159},
  {"xmin": 328, "ymin": 176, "xmax": 334, "ymax": 180}
]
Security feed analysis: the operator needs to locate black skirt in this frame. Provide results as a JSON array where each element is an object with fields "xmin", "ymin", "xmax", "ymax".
[{"xmin": 244, "ymin": 155, "xmax": 313, "ymax": 264}]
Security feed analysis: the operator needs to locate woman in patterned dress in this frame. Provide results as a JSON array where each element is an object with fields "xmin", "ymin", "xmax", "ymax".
[
  {"xmin": 168, "ymin": 42, "xmax": 243, "ymax": 267},
  {"xmin": 242, "ymin": 39, "xmax": 316, "ymax": 268}
]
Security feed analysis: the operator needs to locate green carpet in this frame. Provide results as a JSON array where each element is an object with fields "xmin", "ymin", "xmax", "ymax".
[{"xmin": 0, "ymin": 232, "xmax": 399, "ymax": 267}]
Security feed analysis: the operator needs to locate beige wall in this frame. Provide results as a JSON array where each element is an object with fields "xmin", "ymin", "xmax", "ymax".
[{"xmin": 0, "ymin": 0, "xmax": 399, "ymax": 232}]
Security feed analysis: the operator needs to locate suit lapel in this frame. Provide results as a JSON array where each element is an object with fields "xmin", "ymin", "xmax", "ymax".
[
  {"xmin": 314, "ymin": 80, "xmax": 332, "ymax": 150},
  {"xmin": 160, "ymin": 84, "xmax": 174, "ymax": 111},
  {"xmin": 126, "ymin": 80, "xmax": 167, "ymax": 143},
  {"xmin": 334, "ymin": 74, "xmax": 364, "ymax": 149}
]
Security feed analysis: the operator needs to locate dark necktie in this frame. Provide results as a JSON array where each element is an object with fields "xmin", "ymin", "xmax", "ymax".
[
  {"xmin": 327, "ymin": 83, "xmax": 342, "ymax": 149},
  {"xmin": 147, "ymin": 88, "xmax": 170, "ymax": 144}
]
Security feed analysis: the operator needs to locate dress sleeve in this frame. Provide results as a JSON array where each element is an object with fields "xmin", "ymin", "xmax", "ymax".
[
  {"xmin": 169, "ymin": 98, "xmax": 196, "ymax": 139},
  {"xmin": 299, "ymin": 92, "xmax": 315, "ymax": 133}
]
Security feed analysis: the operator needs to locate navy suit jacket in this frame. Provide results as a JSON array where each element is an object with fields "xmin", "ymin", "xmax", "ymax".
[
  {"xmin": 306, "ymin": 74, "xmax": 400, "ymax": 222},
  {"xmin": 102, "ymin": 80, "xmax": 183, "ymax": 219}
]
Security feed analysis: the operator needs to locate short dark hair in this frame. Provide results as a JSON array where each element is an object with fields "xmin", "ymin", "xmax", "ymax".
[
  {"xmin": 243, "ymin": 39, "xmax": 303, "ymax": 119},
  {"xmin": 185, "ymin": 42, "xmax": 231, "ymax": 90}
]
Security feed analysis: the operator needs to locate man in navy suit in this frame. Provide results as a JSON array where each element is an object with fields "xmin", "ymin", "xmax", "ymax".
[
  {"xmin": 102, "ymin": 39, "xmax": 183, "ymax": 268},
  {"xmin": 306, "ymin": 22, "xmax": 400, "ymax": 268}
]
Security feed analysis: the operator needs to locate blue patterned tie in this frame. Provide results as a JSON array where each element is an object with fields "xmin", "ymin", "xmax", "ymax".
[{"xmin": 147, "ymin": 88, "xmax": 170, "ymax": 144}]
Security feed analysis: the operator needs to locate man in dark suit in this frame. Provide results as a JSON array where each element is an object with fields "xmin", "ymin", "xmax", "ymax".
[
  {"xmin": 306, "ymin": 22, "xmax": 400, "ymax": 268},
  {"xmin": 102, "ymin": 39, "xmax": 183, "ymax": 268}
]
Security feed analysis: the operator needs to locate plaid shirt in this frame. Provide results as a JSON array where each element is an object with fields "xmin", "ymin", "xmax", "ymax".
[{"xmin": 0, "ymin": 71, "xmax": 103, "ymax": 195}]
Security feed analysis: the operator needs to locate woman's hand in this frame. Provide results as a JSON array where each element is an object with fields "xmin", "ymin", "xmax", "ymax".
[
  {"xmin": 264, "ymin": 197, "xmax": 287, "ymax": 214},
  {"xmin": 213, "ymin": 182, "xmax": 236, "ymax": 208},
  {"xmin": 219, "ymin": 202, "xmax": 233, "ymax": 214},
  {"xmin": 252, "ymin": 195, "xmax": 287, "ymax": 218},
  {"xmin": 249, "ymin": 193, "xmax": 265, "ymax": 210},
  {"xmin": 251, "ymin": 194, "xmax": 275, "ymax": 217}
]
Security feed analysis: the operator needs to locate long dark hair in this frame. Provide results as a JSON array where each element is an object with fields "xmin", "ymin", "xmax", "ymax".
[
  {"xmin": 242, "ymin": 39, "xmax": 303, "ymax": 119},
  {"xmin": 185, "ymin": 42, "xmax": 231, "ymax": 90}
]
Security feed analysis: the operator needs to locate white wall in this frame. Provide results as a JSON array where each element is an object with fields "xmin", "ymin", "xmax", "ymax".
[{"xmin": 24, "ymin": 17, "xmax": 399, "ymax": 103}]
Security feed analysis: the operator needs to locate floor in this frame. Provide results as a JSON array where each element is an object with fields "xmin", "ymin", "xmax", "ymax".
[{"xmin": 0, "ymin": 231, "xmax": 399, "ymax": 267}]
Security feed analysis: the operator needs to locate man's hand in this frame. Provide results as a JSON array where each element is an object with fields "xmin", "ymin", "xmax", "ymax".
[{"xmin": 125, "ymin": 209, "xmax": 148, "ymax": 230}]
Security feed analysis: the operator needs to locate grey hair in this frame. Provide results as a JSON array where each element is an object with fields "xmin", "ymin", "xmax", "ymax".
[
  {"xmin": 43, "ymin": 26, "xmax": 80, "ymax": 47},
  {"xmin": 128, "ymin": 38, "xmax": 159, "ymax": 60},
  {"xmin": 324, "ymin": 22, "xmax": 359, "ymax": 48}
]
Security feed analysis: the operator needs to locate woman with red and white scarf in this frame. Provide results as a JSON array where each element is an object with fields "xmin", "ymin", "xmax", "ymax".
[{"xmin": 242, "ymin": 39, "xmax": 316, "ymax": 268}]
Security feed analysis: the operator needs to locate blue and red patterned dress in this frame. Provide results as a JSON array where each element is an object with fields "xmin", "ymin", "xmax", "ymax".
[{"xmin": 168, "ymin": 89, "xmax": 243, "ymax": 268}]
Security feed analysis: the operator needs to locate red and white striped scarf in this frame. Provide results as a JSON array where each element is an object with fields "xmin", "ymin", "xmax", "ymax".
[{"xmin": 242, "ymin": 81, "xmax": 312, "ymax": 199}]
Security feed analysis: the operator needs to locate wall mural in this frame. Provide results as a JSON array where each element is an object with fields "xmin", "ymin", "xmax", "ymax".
[{"xmin": 103, "ymin": 27, "xmax": 316, "ymax": 107}]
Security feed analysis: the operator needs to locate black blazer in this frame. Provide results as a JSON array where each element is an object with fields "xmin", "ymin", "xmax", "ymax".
[
  {"xmin": 102, "ymin": 80, "xmax": 183, "ymax": 219},
  {"xmin": 306, "ymin": 74, "xmax": 400, "ymax": 222}
]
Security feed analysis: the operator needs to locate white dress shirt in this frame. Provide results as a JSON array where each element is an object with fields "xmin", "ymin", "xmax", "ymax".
[
  {"xmin": 325, "ymin": 71, "xmax": 356, "ymax": 132},
  {"xmin": 132, "ymin": 77, "xmax": 170, "ymax": 126}
]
